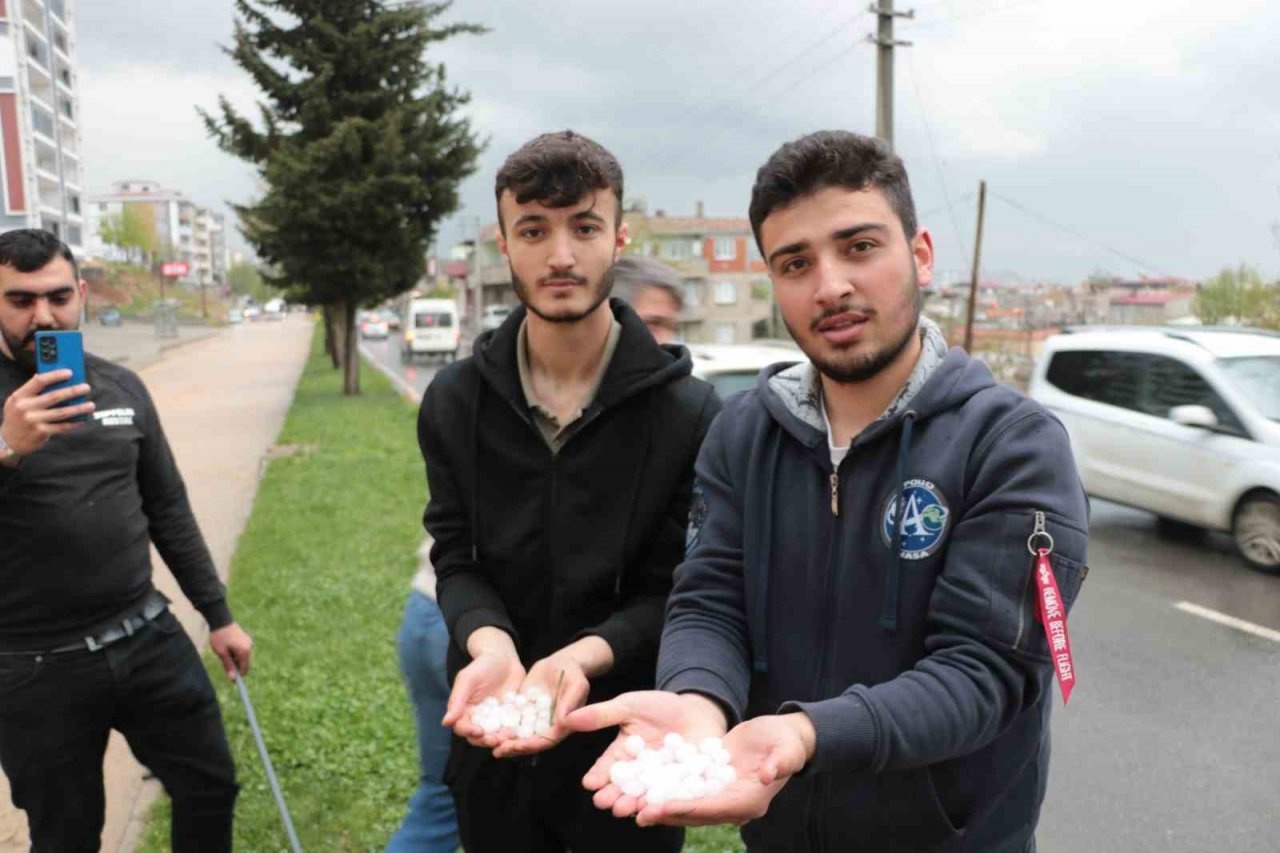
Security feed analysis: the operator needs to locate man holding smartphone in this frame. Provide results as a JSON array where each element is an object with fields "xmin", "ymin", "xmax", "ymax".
[{"xmin": 0, "ymin": 229, "xmax": 252, "ymax": 851}]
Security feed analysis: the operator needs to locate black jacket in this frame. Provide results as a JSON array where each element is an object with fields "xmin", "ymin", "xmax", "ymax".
[
  {"xmin": 0, "ymin": 353, "xmax": 231, "ymax": 651},
  {"xmin": 419, "ymin": 299, "xmax": 720, "ymax": 698}
]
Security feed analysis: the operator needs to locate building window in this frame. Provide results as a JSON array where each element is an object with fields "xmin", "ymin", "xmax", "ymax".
[
  {"xmin": 59, "ymin": 67, "xmax": 71, "ymax": 87},
  {"xmin": 98, "ymin": 203, "xmax": 107, "ymax": 212},
  {"xmin": 30, "ymin": 105, "xmax": 54, "ymax": 137},
  {"xmin": 53, "ymin": 32, "xmax": 67, "ymax": 54},
  {"xmin": 691, "ymin": 240, "xmax": 703, "ymax": 258},
  {"xmin": 0, "ymin": 76, "xmax": 13, "ymax": 91},
  {"xmin": 69, "ymin": 194, "xmax": 80, "ymax": 214},
  {"xmin": 683, "ymin": 279, "xmax": 703, "ymax": 307},
  {"xmin": 714, "ymin": 324, "xmax": 736, "ymax": 345},
  {"xmin": 0, "ymin": 23, "xmax": 9, "ymax": 36},
  {"xmin": 60, "ymin": 99, "xmax": 72, "ymax": 119},
  {"xmin": 66, "ymin": 224, "xmax": 81, "ymax": 245},
  {"xmin": 713, "ymin": 238, "xmax": 737, "ymax": 261},
  {"xmin": 714, "ymin": 280, "xmax": 738, "ymax": 305},
  {"xmin": 661, "ymin": 239, "xmax": 688, "ymax": 261}
]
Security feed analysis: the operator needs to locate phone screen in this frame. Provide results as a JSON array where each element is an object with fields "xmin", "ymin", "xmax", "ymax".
[{"xmin": 34, "ymin": 330, "xmax": 88, "ymax": 422}]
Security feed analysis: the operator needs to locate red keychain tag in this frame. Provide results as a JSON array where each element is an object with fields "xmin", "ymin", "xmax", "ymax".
[
  {"xmin": 1029, "ymin": 512, "xmax": 1075, "ymax": 704},
  {"xmin": 1035, "ymin": 547, "xmax": 1075, "ymax": 704}
]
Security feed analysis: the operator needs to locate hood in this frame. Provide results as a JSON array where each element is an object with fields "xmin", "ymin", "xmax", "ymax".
[
  {"xmin": 471, "ymin": 298, "xmax": 693, "ymax": 415},
  {"xmin": 758, "ymin": 316, "xmax": 995, "ymax": 451}
]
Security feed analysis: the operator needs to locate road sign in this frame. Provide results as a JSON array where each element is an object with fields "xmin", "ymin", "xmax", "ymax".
[{"xmin": 161, "ymin": 261, "xmax": 190, "ymax": 279}]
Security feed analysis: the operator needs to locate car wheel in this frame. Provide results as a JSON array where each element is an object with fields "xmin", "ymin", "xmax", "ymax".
[{"xmin": 1232, "ymin": 492, "xmax": 1280, "ymax": 574}]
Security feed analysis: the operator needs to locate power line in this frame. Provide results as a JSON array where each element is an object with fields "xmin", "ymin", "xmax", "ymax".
[
  {"xmin": 903, "ymin": 0, "xmax": 1046, "ymax": 31},
  {"xmin": 987, "ymin": 190, "xmax": 1172, "ymax": 276},
  {"xmin": 672, "ymin": 10, "xmax": 868, "ymax": 130},
  {"xmin": 903, "ymin": 50, "xmax": 969, "ymax": 260}
]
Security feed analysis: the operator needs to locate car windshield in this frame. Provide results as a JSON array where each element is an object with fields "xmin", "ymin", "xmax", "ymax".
[
  {"xmin": 703, "ymin": 370, "xmax": 760, "ymax": 398},
  {"xmin": 415, "ymin": 312, "xmax": 453, "ymax": 328},
  {"xmin": 1217, "ymin": 355, "xmax": 1280, "ymax": 421}
]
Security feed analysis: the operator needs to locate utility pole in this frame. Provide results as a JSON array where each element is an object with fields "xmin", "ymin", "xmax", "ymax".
[
  {"xmin": 868, "ymin": 1, "xmax": 914, "ymax": 150},
  {"xmin": 963, "ymin": 180, "xmax": 988, "ymax": 353}
]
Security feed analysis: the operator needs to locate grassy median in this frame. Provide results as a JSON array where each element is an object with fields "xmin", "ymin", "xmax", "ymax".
[{"xmin": 140, "ymin": 329, "xmax": 743, "ymax": 851}]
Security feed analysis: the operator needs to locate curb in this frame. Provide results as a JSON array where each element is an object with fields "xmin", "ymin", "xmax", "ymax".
[{"xmin": 358, "ymin": 343, "xmax": 421, "ymax": 404}]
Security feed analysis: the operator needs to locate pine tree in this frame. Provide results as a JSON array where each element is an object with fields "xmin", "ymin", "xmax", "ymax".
[{"xmin": 202, "ymin": 0, "xmax": 485, "ymax": 393}]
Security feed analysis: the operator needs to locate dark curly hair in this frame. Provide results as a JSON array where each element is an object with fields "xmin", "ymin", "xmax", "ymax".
[
  {"xmin": 749, "ymin": 131, "xmax": 917, "ymax": 253},
  {"xmin": 495, "ymin": 130, "xmax": 624, "ymax": 231}
]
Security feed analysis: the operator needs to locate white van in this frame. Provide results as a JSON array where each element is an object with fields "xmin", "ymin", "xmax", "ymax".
[{"xmin": 402, "ymin": 298, "xmax": 460, "ymax": 363}]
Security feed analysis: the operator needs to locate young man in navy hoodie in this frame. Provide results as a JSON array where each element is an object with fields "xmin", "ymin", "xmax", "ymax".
[
  {"xmin": 419, "ymin": 131, "xmax": 719, "ymax": 851},
  {"xmin": 569, "ymin": 131, "xmax": 1090, "ymax": 852}
]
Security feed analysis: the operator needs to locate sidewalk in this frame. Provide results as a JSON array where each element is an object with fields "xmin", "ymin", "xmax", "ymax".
[
  {"xmin": 0, "ymin": 315, "xmax": 315, "ymax": 852},
  {"xmin": 81, "ymin": 318, "xmax": 220, "ymax": 371}
]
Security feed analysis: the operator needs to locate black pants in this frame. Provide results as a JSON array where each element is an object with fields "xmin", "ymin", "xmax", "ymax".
[
  {"xmin": 0, "ymin": 610, "xmax": 238, "ymax": 852},
  {"xmin": 449, "ymin": 728, "xmax": 683, "ymax": 853}
]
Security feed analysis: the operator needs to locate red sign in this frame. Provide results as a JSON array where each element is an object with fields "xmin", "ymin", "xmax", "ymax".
[{"xmin": 161, "ymin": 261, "xmax": 190, "ymax": 279}]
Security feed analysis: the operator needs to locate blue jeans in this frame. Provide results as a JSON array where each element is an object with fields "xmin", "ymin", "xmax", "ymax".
[{"xmin": 387, "ymin": 591, "xmax": 459, "ymax": 853}]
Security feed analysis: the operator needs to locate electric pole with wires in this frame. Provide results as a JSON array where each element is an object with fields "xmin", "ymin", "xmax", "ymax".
[{"xmin": 867, "ymin": 0, "xmax": 914, "ymax": 150}]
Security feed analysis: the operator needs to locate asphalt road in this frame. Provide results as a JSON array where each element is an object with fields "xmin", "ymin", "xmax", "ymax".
[{"xmin": 362, "ymin": 334, "xmax": 1280, "ymax": 851}]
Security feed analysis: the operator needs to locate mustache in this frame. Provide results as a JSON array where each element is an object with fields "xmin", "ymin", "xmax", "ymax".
[
  {"xmin": 538, "ymin": 273, "xmax": 587, "ymax": 286},
  {"xmin": 809, "ymin": 305, "xmax": 875, "ymax": 333}
]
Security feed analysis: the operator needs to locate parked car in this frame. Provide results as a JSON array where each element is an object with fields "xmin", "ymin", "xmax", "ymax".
[
  {"xmin": 98, "ymin": 307, "xmax": 123, "ymax": 327},
  {"xmin": 227, "ymin": 308, "xmax": 244, "ymax": 324},
  {"xmin": 360, "ymin": 311, "xmax": 390, "ymax": 339},
  {"xmin": 402, "ymin": 298, "xmax": 460, "ymax": 362},
  {"xmin": 481, "ymin": 304, "xmax": 512, "ymax": 332},
  {"xmin": 244, "ymin": 305, "xmax": 262, "ymax": 321},
  {"xmin": 687, "ymin": 342, "xmax": 802, "ymax": 399},
  {"xmin": 383, "ymin": 310, "xmax": 402, "ymax": 331},
  {"xmin": 1029, "ymin": 327, "xmax": 1280, "ymax": 572},
  {"xmin": 262, "ymin": 298, "xmax": 286, "ymax": 321}
]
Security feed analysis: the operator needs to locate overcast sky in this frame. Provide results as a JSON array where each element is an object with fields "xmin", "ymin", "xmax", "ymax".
[{"xmin": 76, "ymin": 0, "xmax": 1280, "ymax": 284}]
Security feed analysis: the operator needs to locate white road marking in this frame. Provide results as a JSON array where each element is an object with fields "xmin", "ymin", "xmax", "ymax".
[
  {"xmin": 1173, "ymin": 601, "xmax": 1280, "ymax": 644},
  {"xmin": 359, "ymin": 343, "xmax": 421, "ymax": 402}
]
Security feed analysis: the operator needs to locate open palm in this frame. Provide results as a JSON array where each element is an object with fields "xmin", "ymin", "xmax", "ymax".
[{"xmin": 563, "ymin": 690, "xmax": 729, "ymax": 819}]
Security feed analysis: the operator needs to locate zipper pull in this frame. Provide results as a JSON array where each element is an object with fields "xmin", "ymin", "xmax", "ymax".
[
  {"xmin": 830, "ymin": 472, "xmax": 840, "ymax": 517},
  {"xmin": 1027, "ymin": 510, "xmax": 1055, "ymax": 555}
]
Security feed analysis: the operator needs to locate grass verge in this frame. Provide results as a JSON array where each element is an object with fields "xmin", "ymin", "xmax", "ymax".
[{"xmin": 139, "ymin": 327, "xmax": 743, "ymax": 851}]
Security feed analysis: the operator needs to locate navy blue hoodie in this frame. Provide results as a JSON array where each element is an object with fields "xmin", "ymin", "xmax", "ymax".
[{"xmin": 657, "ymin": 339, "xmax": 1089, "ymax": 853}]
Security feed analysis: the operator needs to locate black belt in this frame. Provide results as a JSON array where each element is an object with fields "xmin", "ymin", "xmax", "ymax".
[{"xmin": 48, "ymin": 593, "xmax": 170, "ymax": 654}]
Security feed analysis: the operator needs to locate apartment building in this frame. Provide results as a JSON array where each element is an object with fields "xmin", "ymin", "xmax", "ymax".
[
  {"xmin": 629, "ymin": 205, "xmax": 774, "ymax": 344},
  {"xmin": 87, "ymin": 180, "xmax": 230, "ymax": 288},
  {"xmin": 464, "ymin": 203, "xmax": 776, "ymax": 344},
  {"xmin": 0, "ymin": 0, "xmax": 85, "ymax": 254}
]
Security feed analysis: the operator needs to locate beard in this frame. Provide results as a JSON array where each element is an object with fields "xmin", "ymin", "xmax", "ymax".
[
  {"xmin": 787, "ymin": 270, "xmax": 924, "ymax": 385},
  {"xmin": 510, "ymin": 264, "xmax": 615, "ymax": 325},
  {"xmin": 0, "ymin": 327, "xmax": 39, "ymax": 373}
]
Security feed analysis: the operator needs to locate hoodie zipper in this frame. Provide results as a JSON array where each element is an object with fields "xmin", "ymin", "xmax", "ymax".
[
  {"xmin": 829, "ymin": 472, "xmax": 840, "ymax": 516},
  {"xmin": 1013, "ymin": 511, "xmax": 1047, "ymax": 651}
]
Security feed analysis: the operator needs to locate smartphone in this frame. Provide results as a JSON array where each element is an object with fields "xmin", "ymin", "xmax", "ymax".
[{"xmin": 34, "ymin": 330, "xmax": 88, "ymax": 422}]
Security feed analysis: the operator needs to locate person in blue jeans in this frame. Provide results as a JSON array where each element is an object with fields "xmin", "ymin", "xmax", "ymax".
[{"xmin": 386, "ymin": 553, "xmax": 459, "ymax": 853}]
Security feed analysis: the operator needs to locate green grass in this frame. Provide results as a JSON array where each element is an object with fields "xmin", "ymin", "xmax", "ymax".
[{"xmin": 138, "ymin": 327, "xmax": 743, "ymax": 851}]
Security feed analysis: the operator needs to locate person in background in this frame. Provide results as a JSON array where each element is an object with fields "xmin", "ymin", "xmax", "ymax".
[
  {"xmin": 386, "ymin": 538, "xmax": 458, "ymax": 852},
  {"xmin": 609, "ymin": 257, "xmax": 684, "ymax": 345}
]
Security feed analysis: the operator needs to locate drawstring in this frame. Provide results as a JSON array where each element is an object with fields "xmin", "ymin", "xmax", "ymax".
[
  {"xmin": 615, "ymin": 402, "xmax": 656, "ymax": 597},
  {"xmin": 881, "ymin": 410, "xmax": 917, "ymax": 631},
  {"xmin": 469, "ymin": 380, "xmax": 483, "ymax": 564}
]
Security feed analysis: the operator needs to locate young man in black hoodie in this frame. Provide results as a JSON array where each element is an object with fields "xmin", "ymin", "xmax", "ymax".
[
  {"xmin": 419, "ymin": 131, "xmax": 719, "ymax": 852},
  {"xmin": 570, "ymin": 131, "xmax": 1090, "ymax": 852}
]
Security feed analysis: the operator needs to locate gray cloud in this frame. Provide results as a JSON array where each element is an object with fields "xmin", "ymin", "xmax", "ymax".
[{"xmin": 75, "ymin": 0, "xmax": 1280, "ymax": 281}]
